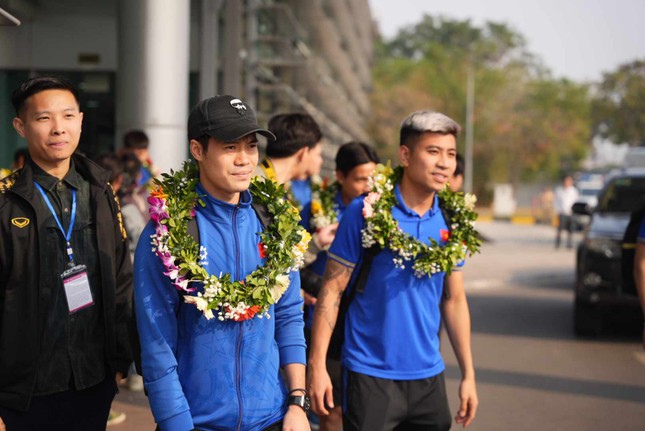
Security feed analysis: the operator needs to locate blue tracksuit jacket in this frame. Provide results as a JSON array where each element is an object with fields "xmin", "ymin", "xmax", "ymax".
[{"xmin": 134, "ymin": 184, "xmax": 306, "ymax": 431}]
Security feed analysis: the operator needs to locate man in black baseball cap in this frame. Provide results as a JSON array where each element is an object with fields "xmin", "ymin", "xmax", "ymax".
[
  {"xmin": 188, "ymin": 95, "xmax": 275, "ymax": 142},
  {"xmin": 134, "ymin": 95, "xmax": 310, "ymax": 430}
]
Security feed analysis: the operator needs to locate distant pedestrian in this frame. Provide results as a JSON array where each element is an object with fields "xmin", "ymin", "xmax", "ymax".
[
  {"xmin": 121, "ymin": 130, "xmax": 160, "ymax": 189},
  {"xmin": 553, "ymin": 175, "xmax": 579, "ymax": 248}
]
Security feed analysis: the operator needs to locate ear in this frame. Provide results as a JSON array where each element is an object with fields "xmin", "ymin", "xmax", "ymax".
[
  {"xmin": 296, "ymin": 147, "xmax": 308, "ymax": 163},
  {"xmin": 399, "ymin": 145, "xmax": 411, "ymax": 167},
  {"xmin": 335, "ymin": 169, "xmax": 345, "ymax": 186},
  {"xmin": 189, "ymin": 139, "xmax": 205, "ymax": 161},
  {"xmin": 12, "ymin": 117, "xmax": 25, "ymax": 138}
]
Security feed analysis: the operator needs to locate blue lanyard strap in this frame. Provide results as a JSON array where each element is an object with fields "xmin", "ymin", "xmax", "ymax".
[{"xmin": 34, "ymin": 181, "xmax": 77, "ymax": 263}]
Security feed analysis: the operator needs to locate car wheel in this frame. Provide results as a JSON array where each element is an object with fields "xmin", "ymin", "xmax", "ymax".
[{"xmin": 574, "ymin": 301, "xmax": 602, "ymax": 336}]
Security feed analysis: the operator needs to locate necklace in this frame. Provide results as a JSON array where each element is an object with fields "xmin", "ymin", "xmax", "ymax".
[
  {"xmin": 361, "ymin": 164, "xmax": 481, "ymax": 277},
  {"xmin": 148, "ymin": 161, "xmax": 311, "ymax": 321}
]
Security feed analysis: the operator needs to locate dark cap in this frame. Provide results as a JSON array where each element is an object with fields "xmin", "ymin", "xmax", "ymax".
[{"xmin": 187, "ymin": 95, "xmax": 275, "ymax": 142}]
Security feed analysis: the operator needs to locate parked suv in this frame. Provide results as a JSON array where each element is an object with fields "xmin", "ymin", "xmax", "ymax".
[{"xmin": 572, "ymin": 169, "xmax": 645, "ymax": 335}]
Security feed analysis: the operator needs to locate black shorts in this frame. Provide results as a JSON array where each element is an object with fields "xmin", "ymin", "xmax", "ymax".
[{"xmin": 343, "ymin": 370, "xmax": 452, "ymax": 431}]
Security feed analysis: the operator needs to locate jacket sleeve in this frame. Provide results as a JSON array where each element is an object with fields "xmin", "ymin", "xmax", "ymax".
[
  {"xmin": 274, "ymin": 270, "xmax": 307, "ymax": 367},
  {"xmin": 134, "ymin": 222, "xmax": 194, "ymax": 431},
  {"xmin": 109, "ymin": 186, "xmax": 135, "ymax": 376}
]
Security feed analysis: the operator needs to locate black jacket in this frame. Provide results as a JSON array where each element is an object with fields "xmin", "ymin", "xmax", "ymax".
[{"xmin": 0, "ymin": 154, "xmax": 133, "ymax": 411}]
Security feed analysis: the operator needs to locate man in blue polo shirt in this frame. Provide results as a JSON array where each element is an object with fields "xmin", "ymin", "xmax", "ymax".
[{"xmin": 307, "ymin": 111, "xmax": 478, "ymax": 430}]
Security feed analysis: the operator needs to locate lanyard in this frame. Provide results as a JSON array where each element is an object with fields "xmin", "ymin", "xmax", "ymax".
[
  {"xmin": 34, "ymin": 181, "xmax": 77, "ymax": 264},
  {"xmin": 261, "ymin": 158, "xmax": 278, "ymax": 183}
]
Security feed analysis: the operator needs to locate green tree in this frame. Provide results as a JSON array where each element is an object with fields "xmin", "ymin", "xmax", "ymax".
[
  {"xmin": 369, "ymin": 14, "xmax": 592, "ymax": 200},
  {"xmin": 592, "ymin": 59, "xmax": 645, "ymax": 146}
]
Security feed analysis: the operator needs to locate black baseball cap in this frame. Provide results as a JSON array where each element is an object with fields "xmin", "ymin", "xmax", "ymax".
[{"xmin": 187, "ymin": 95, "xmax": 276, "ymax": 142}]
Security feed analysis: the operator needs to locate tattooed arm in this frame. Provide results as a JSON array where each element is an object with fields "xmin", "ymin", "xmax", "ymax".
[{"xmin": 306, "ymin": 259, "xmax": 353, "ymax": 416}]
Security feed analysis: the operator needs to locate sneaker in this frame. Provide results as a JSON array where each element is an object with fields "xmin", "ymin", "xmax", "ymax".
[
  {"xmin": 127, "ymin": 374, "xmax": 144, "ymax": 392},
  {"xmin": 107, "ymin": 409, "xmax": 126, "ymax": 427}
]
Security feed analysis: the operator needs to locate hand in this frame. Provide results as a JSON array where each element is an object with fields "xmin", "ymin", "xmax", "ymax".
[
  {"xmin": 282, "ymin": 405, "xmax": 311, "ymax": 431},
  {"xmin": 455, "ymin": 377, "xmax": 478, "ymax": 427},
  {"xmin": 303, "ymin": 291, "xmax": 317, "ymax": 306},
  {"xmin": 0, "ymin": 415, "xmax": 5, "ymax": 431},
  {"xmin": 115, "ymin": 371, "xmax": 125, "ymax": 386},
  {"xmin": 314, "ymin": 223, "xmax": 338, "ymax": 249},
  {"xmin": 307, "ymin": 364, "xmax": 334, "ymax": 416}
]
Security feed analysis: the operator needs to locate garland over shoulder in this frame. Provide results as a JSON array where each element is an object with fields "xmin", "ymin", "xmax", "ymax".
[
  {"xmin": 148, "ymin": 161, "xmax": 311, "ymax": 321},
  {"xmin": 309, "ymin": 175, "xmax": 339, "ymax": 230},
  {"xmin": 361, "ymin": 163, "xmax": 481, "ymax": 278}
]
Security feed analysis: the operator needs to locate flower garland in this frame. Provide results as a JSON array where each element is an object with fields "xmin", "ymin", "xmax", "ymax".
[
  {"xmin": 148, "ymin": 161, "xmax": 311, "ymax": 321},
  {"xmin": 309, "ymin": 175, "xmax": 339, "ymax": 230},
  {"xmin": 361, "ymin": 163, "xmax": 481, "ymax": 278}
]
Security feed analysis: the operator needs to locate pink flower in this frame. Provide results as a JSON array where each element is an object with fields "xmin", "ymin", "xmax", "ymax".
[
  {"xmin": 173, "ymin": 277, "xmax": 194, "ymax": 292},
  {"xmin": 364, "ymin": 192, "xmax": 381, "ymax": 205},
  {"xmin": 362, "ymin": 201, "xmax": 374, "ymax": 219},
  {"xmin": 148, "ymin": 196, "xmax": 169, "ymax": 223},
  {"xmin": 155, "ymin": 224, "xmax": 169, "ymax": 236}
]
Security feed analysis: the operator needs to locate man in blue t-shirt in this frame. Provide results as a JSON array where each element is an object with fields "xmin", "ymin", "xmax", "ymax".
[
  {"xmin": 307, "ymin": 111, "xmax": 478, "ymax": 431},
  {"xmin": 634, "ymin": 214, "xmax": 645, "ymax": 349}
]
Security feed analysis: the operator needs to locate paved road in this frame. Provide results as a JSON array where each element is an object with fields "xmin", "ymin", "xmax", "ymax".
[
  {"xmin": 443, "ymin": 221, "xmax": 644, "ymax": 431},
  {"xmin": 111, "ymin": 221, "xmax": 645, "ymax": 430}
]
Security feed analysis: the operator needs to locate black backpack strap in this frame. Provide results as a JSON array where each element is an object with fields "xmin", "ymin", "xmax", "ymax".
[
  {"xmin": 251, "ymin": 201, "xmax": 271, "ymax": 229},
  {"xmin": 328, "ymin": 244, "xmax": 380, "ymax": 359}
]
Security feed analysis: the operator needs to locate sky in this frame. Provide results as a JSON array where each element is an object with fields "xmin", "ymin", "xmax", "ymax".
[{"xmin": 368, "ymin": 0, "xmax": 645, "ymax": 83}]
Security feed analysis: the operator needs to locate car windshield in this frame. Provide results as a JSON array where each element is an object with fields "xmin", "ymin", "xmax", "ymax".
[{"xmin": 597, "ymin": 177, "xmax": 645, "ymax": 213}]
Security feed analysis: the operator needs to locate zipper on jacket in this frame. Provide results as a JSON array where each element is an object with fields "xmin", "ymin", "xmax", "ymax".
[
  {"xmin": 235, "ymin": 323, "xmax": 244, "ymax": 431},
  {"xmin": 232, "ymin": 206, "xmax": 244, "ymax": 431}
]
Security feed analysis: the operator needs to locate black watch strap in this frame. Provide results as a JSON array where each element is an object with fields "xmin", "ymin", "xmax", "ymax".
[{"xmin": 287, "ymin": 394, "xmax": 311, "ymax": 412}]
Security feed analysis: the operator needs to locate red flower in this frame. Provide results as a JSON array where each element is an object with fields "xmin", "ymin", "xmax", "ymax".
[
  {"xmin": 258, "ymin": 242, "xmax": 267, "ymax": 259},
  {"xmin": 232, "ymin": 305, "xmax": 261, "ymax": 321},
  {"xmin": 440, "ymin": 229, "xmax": 451, "ymax": 242}
]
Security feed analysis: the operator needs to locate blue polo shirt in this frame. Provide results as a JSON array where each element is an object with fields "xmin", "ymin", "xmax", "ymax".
[
  {"xmin": 328, "ymin": 184, "xmax": 455, "ymax": 380},
  {"xmin": 290, "ymin": 178, "xmax": 312, "ymax": 229},
  {"xmin": 638, "ymin": 215, "xmax": 645, "ymax": 242}
]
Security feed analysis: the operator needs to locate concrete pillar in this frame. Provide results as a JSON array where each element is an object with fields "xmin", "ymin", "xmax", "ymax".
[
  {"xmin": 199, "ymin": 0, "xmax": 224, "ymax": 100},
  {"xmin": 222, "ymin": 0, "xmax": 242, "ymax": 96},
  {"xmin": 117, "ymin": 0, "xmax": 190, "ymax": 173}
]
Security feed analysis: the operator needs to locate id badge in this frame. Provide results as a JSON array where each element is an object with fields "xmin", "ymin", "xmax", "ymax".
[{"xmin": 61, "ymin": 264, "xmax": 94, "ymax": 313}]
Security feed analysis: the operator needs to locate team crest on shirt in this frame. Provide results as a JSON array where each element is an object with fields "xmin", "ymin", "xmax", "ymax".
[{"xmin": 11, "ymin": 217, "xmax": 30, "ymax": 228}]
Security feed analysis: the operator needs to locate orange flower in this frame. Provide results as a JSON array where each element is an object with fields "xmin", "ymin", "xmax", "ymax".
[
  {"xmin": 440, "ymin": 229, "xmax": 451, "ymax": 242},
  {"xmin": 150, "ymin": 187, "xmax": 167, "ymax": 200}
]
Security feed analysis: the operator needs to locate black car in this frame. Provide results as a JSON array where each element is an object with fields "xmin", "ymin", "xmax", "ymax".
[{"xmin": 572, "ymin": 169, "xmax": 645, "ymax": 335}]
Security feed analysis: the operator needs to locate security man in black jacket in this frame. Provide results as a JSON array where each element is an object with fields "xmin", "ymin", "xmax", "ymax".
[{"xmin": 0, "ymin": 76, "xmax": 133, "ymax": 431}]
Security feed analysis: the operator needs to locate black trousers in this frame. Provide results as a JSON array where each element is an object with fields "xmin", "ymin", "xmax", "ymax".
[
  {"xmin": 0, "ymin": 377, "xmax": 116, "ymax": 431},
  {"xmin": 343, "ymin": 370, "xmax": 452, "ymax": 431}
]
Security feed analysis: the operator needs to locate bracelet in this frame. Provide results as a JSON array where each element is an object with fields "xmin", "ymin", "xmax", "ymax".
[{"xmin": 288, "ymin": 388, "xmax": 307, "ymax": 396}]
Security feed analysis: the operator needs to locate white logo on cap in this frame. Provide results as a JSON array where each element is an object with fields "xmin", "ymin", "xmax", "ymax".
[{"xmin": 230, "ymin": 99, "xmax": 247, "ymax": 111}]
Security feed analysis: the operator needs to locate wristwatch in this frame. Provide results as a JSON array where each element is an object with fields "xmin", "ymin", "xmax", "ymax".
[{"xmin": 287, "ymin": 394, "xmax": 311, "ymax": 412}]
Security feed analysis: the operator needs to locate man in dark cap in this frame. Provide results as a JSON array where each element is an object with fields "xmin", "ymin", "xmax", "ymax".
[{"xmin": 134, "ymin": 95, "xmax": 310, "ymax": 431}]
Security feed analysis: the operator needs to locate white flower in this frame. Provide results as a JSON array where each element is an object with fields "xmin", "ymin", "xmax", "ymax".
[
  {"xmin": 464, "ymin": 193, "xmax": 477, "ymax": 211},
  {"xmin": 272, "ymin": 274, "xmax": 291, "ymax": 301},
  {"xmin": 184, "ymin": 295, "xmax": 214, "ymax": 319}
]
